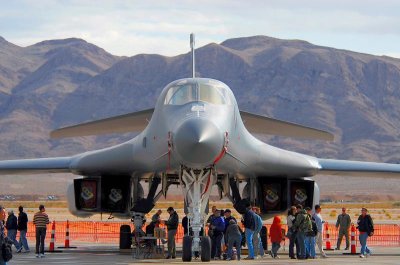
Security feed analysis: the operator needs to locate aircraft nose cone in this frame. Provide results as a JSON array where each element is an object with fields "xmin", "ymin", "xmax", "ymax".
[{"xmin": 175, "ymin": 119, "xmax": 223, "ymax": 166}]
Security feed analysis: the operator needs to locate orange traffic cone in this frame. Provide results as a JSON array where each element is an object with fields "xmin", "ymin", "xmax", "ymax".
[
  {"xmin": 49, "ymin": 221, "xmax": 56, "ymax": 252},
  {"xmin": 343, "ymin": 224, "xmax": 359, "ymax": 255},
  {"xmin": 324, "ymin": 222, "xmax": 333, "ymax": 251},
  {"xmin": 58, "ymin": 220, "xmax": 77, "ymax": 249},
  {"xmin": 65, "ymin": 220, "xmax": 70, "ymax": 248}
]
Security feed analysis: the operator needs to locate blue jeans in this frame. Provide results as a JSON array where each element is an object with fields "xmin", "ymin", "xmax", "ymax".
[
  {"xmin": 271, "ymin": 242, "xmax": 281, "ymax": 257},
  {"xmin": 7, "ymin": 229, "xmax": 21, "ymax": 250},
  {"xmin": 19, "ymin": 229, "xmax": 30, "ymax": 250},
  {"xmin": 296, "ymin": 231, "xmax": 306, "ymax": 258},
  {"xmin": 305, "ymin": 236, "xmax": 316, "ymax": 258},
  {"xmin": 359, "ymin": 233, "xmax": 371, "ymax": 255},
  {"xmin": 245, "ymin": 228, "xmax": 254, "ymax": 258}
]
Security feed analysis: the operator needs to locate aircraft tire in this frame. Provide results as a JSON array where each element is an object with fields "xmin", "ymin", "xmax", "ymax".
[
  {"xmin": 119, "ymin": 225, "xmax": 131, "ymax": 249},
  {"xmin": 182, "ymin": 235, "xmax": 192, "ymax": 262},
  {"xmin": 200, "ymin": 236, "xmax": 211, "ymax": 262}
]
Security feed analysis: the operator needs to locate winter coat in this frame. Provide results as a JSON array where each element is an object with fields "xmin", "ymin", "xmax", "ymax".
[
  {"xmin": 243, "ymin": 209, "xmax": 256, "ymax": 230},
  {"xmin": 270, "ymin": 216, "xmax": 283, "ymax": 243},
  {"xmin": 357, "ymin": 214, "xmax": 374, "ymax": 233},
  {"xmin": 225, "ymin": 223, "xmax": 242, "ymax": 243},
  {"xmin": 166, "ymin": 211, "xmax": 179, "ymax": 230},
  {"xmin": 6, "ymin": 214, "xmax": 17, "ymax": 230},
  {"xmin": 18, "ymin": 211, "xmax": 28, "ymax": 231}
]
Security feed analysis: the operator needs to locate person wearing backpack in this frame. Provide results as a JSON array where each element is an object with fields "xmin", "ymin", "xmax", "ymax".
[
  {"xmin": 292, "ymin": 204, "xmax": 308, "ymax": 260},
  {"xmin": 304, "ymin": 207, "xmax": 316, "ymax": 259}
]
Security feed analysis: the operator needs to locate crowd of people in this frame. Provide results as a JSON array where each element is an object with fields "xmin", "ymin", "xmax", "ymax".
[
  {"xmin": 142, "ymin": 203, "xmax": 375, "ymax": 260},
  {"xmin": 0, "ymin": 204, "xmax": 50, "ymax": 264}
]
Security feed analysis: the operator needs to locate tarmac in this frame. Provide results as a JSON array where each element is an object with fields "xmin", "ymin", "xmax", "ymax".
[{"xmin": 10, "ymin": 246, "xmax": 400, "ymax": 265}]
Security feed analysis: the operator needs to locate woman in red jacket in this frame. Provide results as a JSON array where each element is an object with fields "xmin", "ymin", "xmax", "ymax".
[{"xmin": 269, "ymin": 216, "xmax": 284, "ymax": 258}]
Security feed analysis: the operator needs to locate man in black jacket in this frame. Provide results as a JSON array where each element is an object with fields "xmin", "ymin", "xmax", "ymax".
[
  {"xmin": 6, "ymin": 210, "xmax": 22, "ymax": 252},
  {"xmin": 165, "ymin": 207, "xmax": 179, "ymax": 259},
  {"xmin": 18, "ymin": 206, "xmax": 30, "ymax": 252},
  {"xmin": 357, "ymin": 208, "xmax": 374, "ymax": 258}
]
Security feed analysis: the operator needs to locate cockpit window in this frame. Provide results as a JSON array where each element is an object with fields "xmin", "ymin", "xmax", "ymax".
[
  {"xmin": 164, "ymin": 83, "xmax": 197, "ymax": 105},
  {"xmin": 164, "ymin": 80, "xmax": 230, "ymax": 105}
]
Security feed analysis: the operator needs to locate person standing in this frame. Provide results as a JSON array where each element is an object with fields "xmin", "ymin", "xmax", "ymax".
[
  {"xmin": 1, "ymin": 205, "xmax": 13, "ymax": 265},
  {"xmin": 292, "ymin": 204, "xmax": 309, "ymax": 260},
  {"xmin": 164, "ymin": 207, "xmax": 179, "ymax": 259},
  {"xmin": 151, "ymin": 209, "xmax": 162, "ymax": 224},
  {"xmin": 304, "ymin": 207, "xmax": 316, "ymax": 259},
  {"xmin": 33, "ymin": 205, "xmax": 49, "ymax": 258},
  {"xmin": 269, "ymin": 216, "xmax": 284, "ymax": 258},
  {"xmin": 223, "ymin": 209, "xmax": 236, "ymax": 232},
  {"xmin": 287, "ymin": 206, "xmax": 298, "ymax": 259},
  {"xmin": 313, "ymin": 205, "xmax": 327, "ymax": 258},
  {"xmin": 357, "ymin": 208, "xmax": 374, "ymax": 258},
  {"xmin": 335, "ymin": 207, "xmax": 351, "ymax": 250},
  {"xmin": 225, "ymin": 219, "xmax": 242, "ymax": 261},
  {"xmin": 252, "ymin": 207, "xmax": 264, "ymax": 258},
  {"xmin": 17, "ymin": 206, "xmax": 29, "ymax": 253},
  {"xmin": 182, "ymin": 213, "xmax": 189, "ymax": 236},
  {"xmin": 243, "ymin": 203, "xmax": 256, "ymax": 260},
  {"xmin": 210, "ymin": 210, "xmax": 225, "ymax": 260},
  {"xmin": 5, "ymin": 210, "xmax": 22, "ymax": 252}
]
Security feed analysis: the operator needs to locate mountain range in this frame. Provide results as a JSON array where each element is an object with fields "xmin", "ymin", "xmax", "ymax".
[{"xmin": 1, "ymin": 35, "xmax": 400, "ymax": 200}]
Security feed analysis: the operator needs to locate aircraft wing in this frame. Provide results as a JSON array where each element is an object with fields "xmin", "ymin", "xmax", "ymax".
[
  {"xmin": 0, "ymin": 157, "xmax": 72, "ymax": 175},
  {"xmin": 240, "ymin": 111, "xmax": 334, "ymax": 141},
  {"xmin": 317, "ymin": 158, "xmax": 400, "ymax": 177},
  {"xmin": 50, "ymin": 108, "xmax": 154, "ymax": 138}
]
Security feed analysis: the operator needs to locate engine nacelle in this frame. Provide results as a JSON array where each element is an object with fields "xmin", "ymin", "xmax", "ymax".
[
  {"xmin": 231, "ymin": 177, "xmax": 320, "ymax": 219},
  {"xmin": 257, "ymin": 177, "xmax": 319, "ymax": 218},
  {"xmin": 67, "ymin": 175, "xmax": 132, "ymax": 218}
]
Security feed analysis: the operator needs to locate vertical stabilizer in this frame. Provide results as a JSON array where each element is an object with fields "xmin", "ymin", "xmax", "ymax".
[{"xmin": 190, "ymin": 33, "xmax": 195, "ymax": 78}]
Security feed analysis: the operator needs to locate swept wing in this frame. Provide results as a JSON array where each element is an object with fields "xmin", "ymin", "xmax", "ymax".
[
  {"xmin": 50, "ymin": 108, "xmax": 154, "ymax": 138},
  {"xmin": 240, "ymin": 111, "xmax": 334, "ymax": 141}
]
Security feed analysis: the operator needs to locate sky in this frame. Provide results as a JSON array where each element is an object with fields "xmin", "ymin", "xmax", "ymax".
[{"xmin": 1, "ymin": 0, "xmax": 400, "ymax": 58}]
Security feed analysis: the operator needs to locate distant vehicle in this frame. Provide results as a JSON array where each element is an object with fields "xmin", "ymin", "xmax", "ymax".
[
  {"xmin": 47, "ymin": 195, "xmax": 58, "ymax": 201},
  {"xmin": 0, "ymin": 34, "xmax": 399, "ymax": 262},
  {"xmin": 0, "ymin": 195, "xmax": 16, "ymax": 201}
]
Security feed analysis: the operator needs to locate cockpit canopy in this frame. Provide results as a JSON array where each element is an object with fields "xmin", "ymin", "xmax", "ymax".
[{"xmin": 164, "ymin": 79, "xmax": 231, "ymax": 105}]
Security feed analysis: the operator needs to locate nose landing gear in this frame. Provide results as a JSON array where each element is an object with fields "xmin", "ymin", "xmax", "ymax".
[{"xmin": 180, "ymin": 166, "xmax": 216, "ymax": 262}]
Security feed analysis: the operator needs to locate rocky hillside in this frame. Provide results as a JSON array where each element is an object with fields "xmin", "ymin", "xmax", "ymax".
[{"xmin": 1, "ymin": 35, "xmax": 400, "ymax": 198}]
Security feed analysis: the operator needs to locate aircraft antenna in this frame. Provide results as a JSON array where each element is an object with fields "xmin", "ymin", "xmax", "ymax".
[{"xmin": 190, "ymin": 33, "xmax": 195, "ymax": 78}]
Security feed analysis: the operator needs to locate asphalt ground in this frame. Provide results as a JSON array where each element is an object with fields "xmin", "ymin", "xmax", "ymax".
[{"xmin": 9, "ymin": 246, "xmax": 400, "ymax": 265}]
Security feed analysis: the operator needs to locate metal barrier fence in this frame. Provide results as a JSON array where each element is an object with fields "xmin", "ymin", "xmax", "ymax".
[{"xmin": 25, "ymin": 222, "xmax": 400, "ymax": 246}]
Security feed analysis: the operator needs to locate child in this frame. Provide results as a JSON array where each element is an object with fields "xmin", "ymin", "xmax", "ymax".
[
  {"xmin": 225, "ymin": 219, "xmax": 242, "ymax": 261},
  {"xmin": 269, "ymin": 216, "xmax": 284, "ymax": 258}
]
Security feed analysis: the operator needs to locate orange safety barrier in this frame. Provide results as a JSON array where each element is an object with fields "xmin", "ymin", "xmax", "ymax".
[{"xmin": 22, "ymin": 222, "xmax": 400, "ymax": 246}]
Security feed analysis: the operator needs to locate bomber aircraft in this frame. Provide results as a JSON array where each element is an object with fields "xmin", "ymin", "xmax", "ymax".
[{"xmin": 1, "ymin": 34, "xmax": 400, "ymax": 261}]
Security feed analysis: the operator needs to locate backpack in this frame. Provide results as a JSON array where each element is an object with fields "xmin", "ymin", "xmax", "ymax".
[
  {"xmin": 1, "ymin": 224, "xmax": 12, "ymax": 262},
  {"xmin": 310, "ymin": 219, "xmax": 318, "ymax": 237},
  {"xmin": 1, "ymin": 242, "xmax": 12, "ymax": 262},
  {"xmin": 300, "ymin": 213, "xmax": 312, "ymax": 233}
]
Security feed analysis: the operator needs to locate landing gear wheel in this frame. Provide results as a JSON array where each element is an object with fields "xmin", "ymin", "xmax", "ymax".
[
  {"xmin": 200, "ymin": 236, "xmax": 211, "ymax": 262},
  {"xmin": 182, "ymin": 235, "xmax": 192, "ymax": 262}
]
